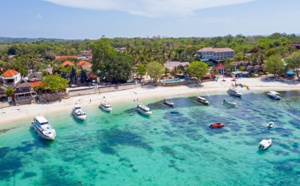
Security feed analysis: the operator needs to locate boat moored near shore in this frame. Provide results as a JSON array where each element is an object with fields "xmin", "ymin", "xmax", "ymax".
[
  {"xmin": 31, "ymin": 116, "xmax": 56, "ymax": 140},
  {"xmin": 72, "ymin": 105, "xmax": 87, "ymax": 120},
  {"xmin": 227, "ymin": 88, "xmax": 242, "ymax": 97},
  {"xmin": 267, "ymin": 91, "xmax": 281, "ymax": 100},
  {"xmin": 163, "ymin": 99, "xmax": 174, "ymax": 107},
  {"xmin": 136, "ymin": 104, "xmax": 152, "ymax": 115},
  {"xmin": 196, "ymin": 96, "xmax": 209, "ymax": 105},
  {"xmin": 100, "ymin": 101, "xmax": 112, "ymax": 112}
]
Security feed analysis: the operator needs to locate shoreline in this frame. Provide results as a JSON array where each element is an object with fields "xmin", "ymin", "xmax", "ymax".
[{"xmin": 0, "ymin": 77, "xmax": 299, "ymax": 126}]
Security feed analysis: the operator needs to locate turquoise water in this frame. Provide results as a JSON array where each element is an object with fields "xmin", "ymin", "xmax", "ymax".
[
  {"xmin": 161, "ymin": 78, "xmax": 181, "ymax": 83},
  {"xmin": 1, "ymin": 91, "xmax": 300, "ymax": 186}
]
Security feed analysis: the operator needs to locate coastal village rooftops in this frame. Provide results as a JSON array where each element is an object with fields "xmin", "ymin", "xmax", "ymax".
[
  {"xmin": 55, "ymin": 55, "xmax": 78, "ymax": 59},
  {"xmin": 78, "ymin": 61, "xmax": 92, "ymax": 67},
  {"xmin": 60, "ymin": 61, "xmax": 74, "ymax": 67},
  {"xmin": 198, "ymin": 47, "xmax": 234, "ymax": 53},
  {"xmin": 2, "ymin": 69, "xmax": 19, "ymax": 77},
  {"xmin": 30, "ymin": 81, "xmax": 44, "ymax": 88}
]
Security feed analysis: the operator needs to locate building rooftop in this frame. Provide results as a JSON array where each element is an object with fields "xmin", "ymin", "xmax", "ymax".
[
  {"xmin": 78, "ymin": 61, "xmax": 92, "ymax": 67},
  {"xmin": 198, "ymin": 47, "xmax": 234, "ymax": 52},
  {"xmin": 55, "ymin": 55, "xmax": 78, "ymax": 59},
  {"xmin": 2, "ymin": 69, "xmax": 19, "ymax": 77},
  {"xmin": 60, "ymin": 61, "xmax": 74, "ymax": 67}
]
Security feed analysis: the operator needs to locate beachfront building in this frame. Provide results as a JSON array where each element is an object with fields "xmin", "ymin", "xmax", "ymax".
[
  {"xmin": 1, "ymin": 69, "xmax": 21, "ymax": 86},
  {"xmin": 164, "ymin": 61, "xmax": 190, "ymax": 72},
  {"xmin": 14, "ymin": 79, "xmax": 37, "ymax": 105},
  {"xmin": 212, "ymin": 63, "xmax": 225, "ymax": 74},
  {"xmin": 198, "ymin": 47, "xmax": 235, "ymax": 60}
]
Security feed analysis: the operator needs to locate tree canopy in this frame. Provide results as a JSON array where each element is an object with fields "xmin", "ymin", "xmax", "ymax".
[
  {"xmin": 186, "ymin": 61, "xmax": 210, "ymax": 82},
  {"xmin": 264, "ymin": 54, "xmax": 285, "ymax": 77},
  {"xmin": 43, "ymin": 74, "xmax": 69, "ymax": 92},
  {"xmin": 286, "ymin": 52, "xmax": 300, "ymax": 77},
  {"xmin": 146, "ymin": 61, "xmax": 165, "ymax": 82}
]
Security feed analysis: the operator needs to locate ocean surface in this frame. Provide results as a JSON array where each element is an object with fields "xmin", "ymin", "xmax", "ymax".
[{"xmin": 1, "ymin": 91, "xmax": 300, "ymax": 186}]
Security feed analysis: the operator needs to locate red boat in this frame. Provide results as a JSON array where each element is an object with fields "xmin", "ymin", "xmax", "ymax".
[{"xmin": 210, "ymin": 122, "xmax": 225, "ymax": 128}]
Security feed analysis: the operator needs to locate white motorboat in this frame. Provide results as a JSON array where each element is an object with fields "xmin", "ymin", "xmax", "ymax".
[
  {"xmin": 72, "ymin": 105, "xmax": 87, "ymax": 120},
  {"xmin": 100, "ymin": 101, "xmax": 112, "ymax": 112},
  {"xmin": 163, "ymin": 99, "xmax": 174, "ymax": 107},
  {"xmin": 259, "ymin": 139, "xmax": 272, "ymax": 150},
  {"xmin": 136, "ymin": 104, "xmax": 152, "ymax": 115},
  {"xmin": 223, "ymin": 99, "xmax": 237, "ymax": 107},
  {"xmin": 196, "ymin": 96, "xmax": 209, "ymax": 105},
  {"xmin": 227, "ymin": 88, "xmax": 242, "ymax": 97},
  {"xmin": 267, "ymin": 91, "xmax": 281, "ymax": 100},
  {"xmin": 267, "ymin": 122, "xmax": 275, "ymax": 128},
  {"xmin": 31, "ymin": 116, "xmax": 56, "ymax": 140}
]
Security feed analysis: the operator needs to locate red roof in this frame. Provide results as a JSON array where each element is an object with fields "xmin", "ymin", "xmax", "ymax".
[
  {"xmin": 60, "ymin": 61, "xmax": 74, "ymax": 67},
  {"xmin": 78, "ymin": 61, "xmax": 92, "ymax": 67},
  {"xmin": 30, "ymin": 81, "xmax": 44, "ymax": 88},
  {"xmin": 55, "ymin": 56, "xmax": 78, "ymax": 59},
  {"xmin": 213, "ymin": 63, "xmax": 225, "ymax": 70},
  {"xmin": 2, "ymin": 69, "xmax": 19, "ymax": 77},
  {"xmin": 89, "ymin": 73, "xmax": 97, "ymax": 78}
]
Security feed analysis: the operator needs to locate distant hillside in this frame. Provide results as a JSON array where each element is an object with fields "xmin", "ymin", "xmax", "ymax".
[{"xmin": 0, "ymin": 37, "xmax": 81, "ymax": 43}]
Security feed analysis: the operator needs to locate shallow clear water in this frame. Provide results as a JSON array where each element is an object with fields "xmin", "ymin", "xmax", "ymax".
[{"xmin": 1, "ymin": 91, "xmax": 300, "ymax": 186}]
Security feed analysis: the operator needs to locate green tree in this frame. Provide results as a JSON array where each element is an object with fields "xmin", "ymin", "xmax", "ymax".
[
  {"xmin": 43, "ymin": 74, "xmax": 69, "ymax": 93},
  {"xmin": 136, "ymin": 64, "xmax": 146, "ymax": 77},
  {"xmin": 92, "ymin": 38, "xmax": 116, "ymax": 73},
  {"xmin": 146, "ymin": 61, "xmax": 165, "ymax": 82},
  {"xmin": 105, "ymin": 55, "xmax": 134, "ymax": 83},
  {"xmin": 264, "ymin": 55, "xmax": 285, "ymax": 77},
  {"xmin": 6, "ymin": 86, "xmax": 14, "ymax": 97},
  {"xmin": 186, "ymin": 61, "xmax": 209, "ymax": 83},
  {"xmin": 286, "ymin": 52, "xmax": 300, "ymax": 78}
]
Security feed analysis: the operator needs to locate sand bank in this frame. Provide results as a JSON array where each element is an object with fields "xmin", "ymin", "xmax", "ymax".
[{"xmin": 0, "ymin": 77, "xmax": 299, "ymax": 126}]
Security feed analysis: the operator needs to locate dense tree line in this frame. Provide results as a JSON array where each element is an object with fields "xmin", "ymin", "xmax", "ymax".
[{"xmin": 0, "ymin": 33, "xmax": 300, "ymax": 79}]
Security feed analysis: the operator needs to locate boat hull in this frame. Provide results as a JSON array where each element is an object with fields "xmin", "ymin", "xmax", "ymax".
[
  {"xmin": 100, "ymin": 105, "xmax": 112, "ymax": 112},
  {"xmin": 72, "ymin": 112, "xmax": 87, "ymax": 120},
  {"xmin": 210, "ymin": 123, "xmax": 225, "ymax": 128},
  {"xmin": 136, "ymin": 108, "xmax": 152, "ymax": 115},
  {"xmin": 31, "ymin": 123, "xmax": 56, "ymax": 140},
  {"xmin": 197, "ymin": 100, "xmax": 209, "ymax": 105}
]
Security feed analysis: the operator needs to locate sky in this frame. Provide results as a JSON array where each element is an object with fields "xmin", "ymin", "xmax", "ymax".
[{"xmin": 0, "ymin": 0, "xmax": 299, "ymax": 40}]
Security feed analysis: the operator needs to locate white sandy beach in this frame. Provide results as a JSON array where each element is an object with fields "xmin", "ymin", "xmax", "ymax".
[{"xmin": 0, "ymin": 77, "xmax": 299, "ymax": 125}]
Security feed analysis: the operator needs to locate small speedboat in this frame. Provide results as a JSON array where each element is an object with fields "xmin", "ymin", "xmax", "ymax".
[
  {"xmin": 210, "ymin": 122, "xmax": 225, "ymax": 128},
  {"xmin": 259, "ymin": 139, "xmax": 272, "ymax": 150},
  {"xmin": 227, "ymin": 88, "xmax": 242, "ymax": 97},
  {"xmin": 267, "ymin": 122, "xmax": 274, "ymax": 128},
  {"xmin": 136, "ymin": 104, "xmax": 152, "ymax": 115},
  {"xmin": 267, "ymin": 91, "xmax": 281, "ymax": 100},
  {"xmin": 72, "ymin": 105, "xmax": 87, "ymax": 120},
  {"xmin": 196, "ymin": 96, "xmax": 209, "ymax": 105},
  {"xmin": 163, "ymin": 99, "xmax": 174, "ymax": 107},
  {"xmin": 100, "ymin": 101, "xmax": 112, "ymax": 112},
  {"xmin": 223, "ymin": 100, "xmax": 237, "ymax": 107},
  {"xmin": 31, "ymin": 116, "xmax": 56, "ymax": 140}
]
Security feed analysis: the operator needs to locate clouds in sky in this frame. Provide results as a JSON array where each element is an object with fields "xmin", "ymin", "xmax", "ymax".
[{"xmin": 45, "ymin": 0, "xmax": 255, "ymax": 17}]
